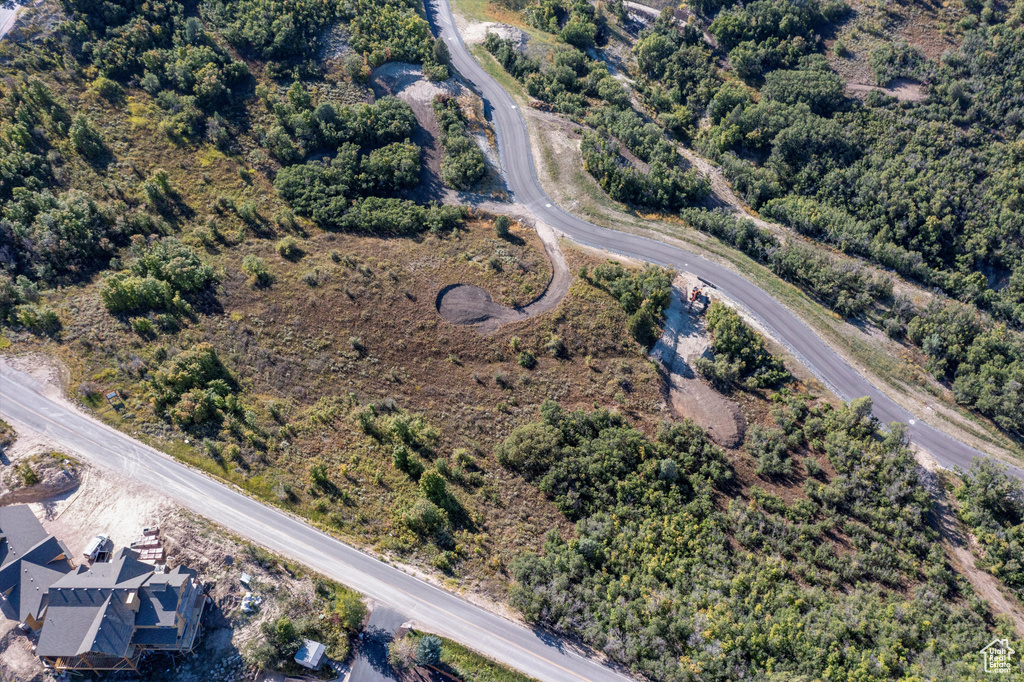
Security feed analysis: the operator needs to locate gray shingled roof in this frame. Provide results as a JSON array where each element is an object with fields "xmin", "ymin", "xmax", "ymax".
[
  {"xmin": 0, "ymin": 505, "xmax": 73, "ymax": 623},
  {"xmin": 0, "ymin": 506, "xmax": 50, "ymax": 567},
  {"xmin": 37, "ymin": 548, "xmax": 202, "ymax": 659},
  {"xmin": 37, "ymin": 590, "xmax": 136, "ymax": 658}
]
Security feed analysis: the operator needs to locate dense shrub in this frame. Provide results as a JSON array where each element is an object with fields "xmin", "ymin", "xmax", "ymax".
[
  {"xmin": 150, "ymin": 343, "xmax": 238, "ymax": 426},
  {"xmin": 695, "ymin": 301, "xmax": 790, "ymax": 390},
  {"xmin": 501, "ymin": 400, "xmax": 991, "ymax": 680},
  {"xmin": 954, "ymin": 459, "xmax": 1024, "ymax": 595},
  {"xmin": 590, "ymin": 261, "xmax": 673, "ymax": 347},
  {"xmin": 101, "ymin": 238, "xmax": 214, "ymax": 315},
  {"xmin": 433, "ymin": 96, "xmax": 486, "ymax": 190}
]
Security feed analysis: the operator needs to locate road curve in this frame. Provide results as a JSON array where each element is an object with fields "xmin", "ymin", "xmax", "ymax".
[
  {"xmin": 0, "ymin": 364, "xmax": 634, "ymax": 682},
  {"xmin": 427, "ymin": 0, "xmax": 1024, "ymax": 481}
]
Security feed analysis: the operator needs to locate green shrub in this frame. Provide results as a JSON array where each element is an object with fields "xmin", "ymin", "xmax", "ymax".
[
  {"xmin": 69, "ymin": 114, "xmax": 106, "ymax": 159},
  {"xmin": 419, "ymin": 470, "xmax": 449, "ymax": 506},
  {"xmin": 15, "ymin": 304, "xmax": 61, "ymax": 336},
  {"xmin": 403, "ymin": 498, "xmax": 448, "ymax": 534},
  {"xmin": 276, "ymin": 236, "xmax": 300, "ymax": 259},
  {"xmin": 747, "ymin": 425, "xmax": 791, "ymax": 476},
  {"xmin": 242, "ymin": 255, "xmax": 273, "ymax": 286},
  {"xmin": 698, "ymin": 302, "xmax": 790, "ymax": 391},
  {"xmin": 90, "ymin": 76, "xmax": 124, "ymax": 100},
  {"xmin": 433, "ymin": 95, "xmax": 486, "ymax": 190},
  {"xmin": 16, "ymin": 463, "xmax": 40, "ymax": 486},
  {"xmin": 494, "ymin": 215, "xmax": 512, "ymax": 239},
  {"xmin": 131, "ymin": 317, "xmax": 156, "ymax": 336}
]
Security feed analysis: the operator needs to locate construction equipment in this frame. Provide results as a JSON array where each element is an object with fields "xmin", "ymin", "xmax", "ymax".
[{"xmin": 688, "ymin": 286, "xmax": 703, "ymax": 312}]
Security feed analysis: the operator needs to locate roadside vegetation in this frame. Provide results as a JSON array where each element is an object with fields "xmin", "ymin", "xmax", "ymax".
[
  {"xmin": 434, "ymin": 94, "xmax": 488, "ymax": 190},
  {"xmin": 248, "ymin": 579, "xmax": 365, "ymax": 673},
  {"xmin": 390, "ymin": 630, "xmax": 537, "ymax": 681},
  {"xmin": 477, "ymin": 0, "xmax": 1024, "ymax": 448},
  {"xmin": 498, "ymin": 395, "xmax": 1017, "ymax": 679}
]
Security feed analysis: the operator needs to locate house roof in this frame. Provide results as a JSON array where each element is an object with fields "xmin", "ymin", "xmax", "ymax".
[
  {"xmin": 0, "ymin": 505, "xmax": 51, "ymax": 568},
  {"xmin": 36, "ymin": 548, "xmax": 200, "ymax": 659},
  {"xmin": 37, "ymin": 590, "xmax": 137, "ymax": 657},
  {"xmin": 0, "ymin": 505, "xmax": 73, "ymax": 623}
]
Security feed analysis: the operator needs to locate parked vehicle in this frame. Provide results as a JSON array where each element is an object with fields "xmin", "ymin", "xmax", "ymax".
[{"xmin": 83, "ymin": 534, "xmax": 110, "ymax": 561}]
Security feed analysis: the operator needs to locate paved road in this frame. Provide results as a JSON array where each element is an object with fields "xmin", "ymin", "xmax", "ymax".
[
  {"xmin": 0, "ymin": 365, "xmax": 633, "ymax": 682},
  {"xmin": 0, "ymin": 2, "xmax": 24, "ymax": 41},
  {"xmin": 427, "ymin": 0, "xmax": 1024, "ymax": 481}
]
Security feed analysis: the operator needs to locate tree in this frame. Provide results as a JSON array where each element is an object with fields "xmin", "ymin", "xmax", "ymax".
[
  {"xmin": 416, "ymin": 635, "xmax": 443, "ymax": 666},
  {"xmin": 242, "ymin": 256, "xmax": 273, "ymax": 287},
  {"xmin": 494, "ymin": 215, "xmax": 512, "ymax": 239},
  {"xmin": 432, "ymin": 38, "xmax": 450, "ymax": 66},
  {"xmin": 69, "ymin": 114, "xmax": 106, "ymax": 159},
  {"xmin": 419, "ymin": 471, "xmax": 449, "ymax": 506},
  {"xmin": 334, "ymin": 590, "xmax": 366, "ymax": 631},
  {"xmin": 496, "ymin": 422, "xmax": 561, "ymax": 479}
]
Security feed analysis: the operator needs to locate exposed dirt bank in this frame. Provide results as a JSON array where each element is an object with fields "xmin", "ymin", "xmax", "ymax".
[{"xmin": 918, "ymin": 465, "xmax": 1024, "ymax": 638}]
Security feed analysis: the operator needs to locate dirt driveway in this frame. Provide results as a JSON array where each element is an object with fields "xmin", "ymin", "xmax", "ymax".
[{"xmin": 651, "ymin": 276, "xmax": 745, "ymax": 447}]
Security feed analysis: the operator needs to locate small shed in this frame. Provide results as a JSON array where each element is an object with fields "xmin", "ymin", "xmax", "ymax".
[{"xmin": 294, "ymin": 639, "xmax": 326, "ymax": 669}]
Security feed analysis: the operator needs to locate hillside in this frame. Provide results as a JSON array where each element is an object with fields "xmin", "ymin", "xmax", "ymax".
[
  {"xmin": 470, "ymin": 0, "xmax": 1024, "ymax": 456},
  {"xmin": 0, "ymin": 1, "xmax": 1022, "ymax": 681}
]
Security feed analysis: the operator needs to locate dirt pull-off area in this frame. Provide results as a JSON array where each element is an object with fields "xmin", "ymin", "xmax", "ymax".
[
  {"xmin": 846, "ymin": 78, "xmax": 927, "ymax": 102},
  {"xmin": 437, "ymin": 217, "xmax": 571, "ymax": 334},
  {"xmin": 651, "ymin": 276, "xmax": 746, "ymax": 448}
]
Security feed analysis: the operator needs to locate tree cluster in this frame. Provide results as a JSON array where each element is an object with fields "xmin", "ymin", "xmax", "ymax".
[
  {"xmin": 681, "ymin": 208, "xmax": 892, "ymax": 318},
  {"xmin": 61, "ymin": 0, "xmax": 250, "ymax": 141},
  {"xmin": 101, "ymin": 236, "xmax": 215, "ymax": 318},
  {"xmin": 526, "ymin": 0, "xmax": 606, "ymax": 50},
  {"xmin": 954, "ymin": 459, "xmax": 1024, "ymax": 596},
  {"xmin": 695, "ymin": 301, "xmax": 790, "ymax": 390},
  {"xmin": 500, "ymin": 400, "xmax": 994, "ymax": 680},
  {"xmin": 433, "ymin": 95, "xmax": 486, "ymax": 190},
  {"xmin": 149, "ymin": 343, "xmax": 240, "ymax": 427},
  {"xmin": 588, "ymin": 261, "xmax": 673, "ymax": 347}
]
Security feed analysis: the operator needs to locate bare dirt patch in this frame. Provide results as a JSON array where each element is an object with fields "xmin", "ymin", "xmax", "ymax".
[
  {"xmin": 846, "ymin": 77, "xmax": 927, "ymax": 102},
  {"xmin": 651, "ymin": 276, "xmax": 746, "ymax": 447},
  {"xmin": 459, "ymin": 20, "xmax": 528, "ymax": 48}
]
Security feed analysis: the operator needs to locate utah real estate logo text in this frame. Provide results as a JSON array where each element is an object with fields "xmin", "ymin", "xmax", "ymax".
[{"xmin": 981, "ymin": 638, "xmax": 1015, "ymax": 674}]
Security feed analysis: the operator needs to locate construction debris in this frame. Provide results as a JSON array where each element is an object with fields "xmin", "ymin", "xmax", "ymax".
[{"xmin": 240, "ymin": 592, "xmax": 262, "ymax": 613}]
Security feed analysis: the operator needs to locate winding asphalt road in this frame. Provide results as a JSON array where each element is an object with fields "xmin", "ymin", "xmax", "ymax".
[
  {"xmin": 427, "ymin": 0, "xmax": 1023, "ymax": 481},
  {"xmin": 0, "ymin": 363, "xmax": 632, "ymax": 682}
]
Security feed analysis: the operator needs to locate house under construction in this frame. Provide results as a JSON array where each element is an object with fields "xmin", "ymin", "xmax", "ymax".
[
  {"xmin": 0, "ymin": 505, "xmax": 75, "ymax": 631},
  {"xmin": 35, "ymin": 547, "xmax": 208, "ymax": 672}
]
